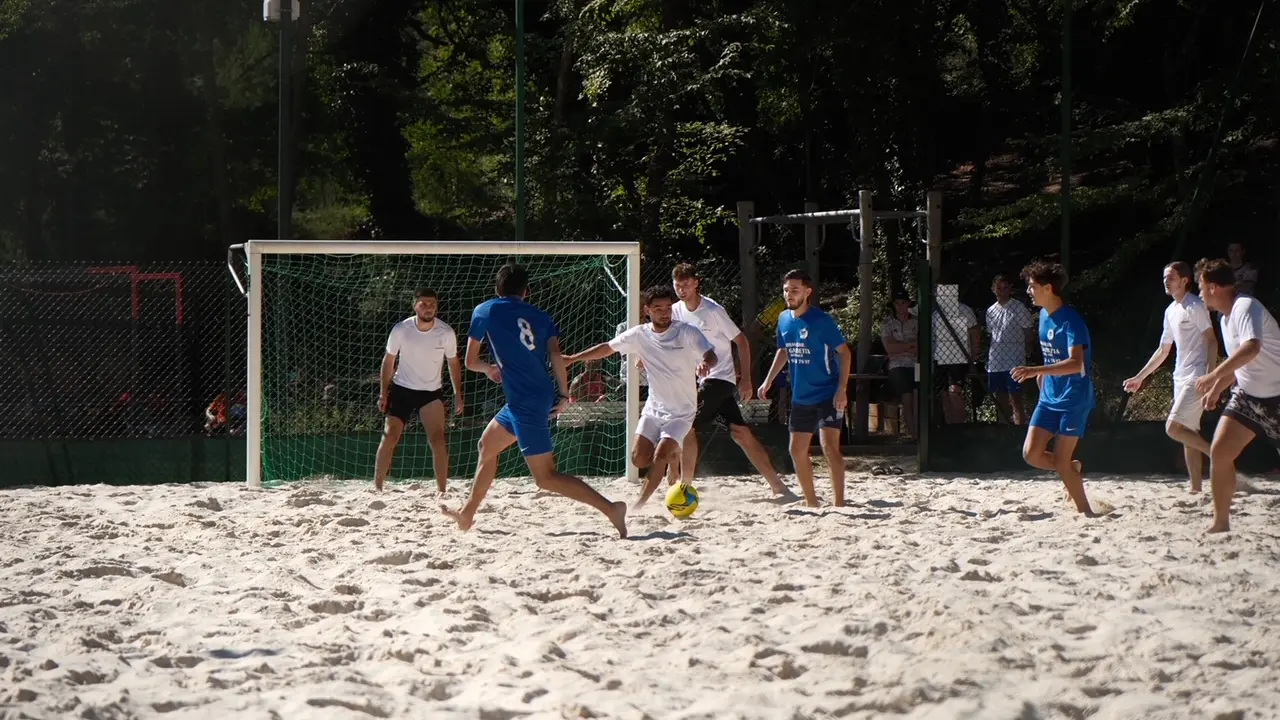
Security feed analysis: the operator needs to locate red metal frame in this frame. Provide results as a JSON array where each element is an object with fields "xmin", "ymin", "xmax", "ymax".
[{"xmin": 86, "ymin": 265, "xmax": 185, "ymax": 325}]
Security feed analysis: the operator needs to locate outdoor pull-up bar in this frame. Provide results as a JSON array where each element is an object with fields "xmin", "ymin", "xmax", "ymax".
[{"xmin": 736, "ymin": 190, "xmax": 943, "ymax": 445}]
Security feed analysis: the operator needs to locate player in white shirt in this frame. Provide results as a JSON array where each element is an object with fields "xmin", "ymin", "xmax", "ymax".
[
  {"xmin": 375, "ymin": 288, "xmax": 464, "ymax": 494},
  {"xmin": 984, "ymin": 274, "xmax": 1037, "ymax": 425},
  {"xmin": 564, "ymin": 286, "xmax": 715, "ymax": 508},
  {"xmin": 1192, "ymin": 258, "xmax": 1280, "ymax": 533},
  {"xmin": 670, "ymin": 263, "xmax": 791, "ymax": 497},
  {"xmin": 1122, "ymin": 262, "xmax": 1217, "ymax": 493}
]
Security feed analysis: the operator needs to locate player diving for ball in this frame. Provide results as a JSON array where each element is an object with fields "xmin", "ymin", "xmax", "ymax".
[
  {"xmin": 439, "ymin": 262, "xmax": 629, "ymax": 537},
  {"xmin": 374, "ymin": 287, "xmax": 464, "ymax": 494},
  {"xmin": 563, "ymin": 286, "xmax": 717, "ymax": 509},
  {"xmin": 758, "ymin": 269, "xmax": 851, "ymax": 507}
]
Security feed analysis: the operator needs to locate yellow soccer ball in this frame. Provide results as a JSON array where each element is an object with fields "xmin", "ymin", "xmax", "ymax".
[{"xmin": 664, "ymin": 483, "xmax": 699, "ymax": 519}]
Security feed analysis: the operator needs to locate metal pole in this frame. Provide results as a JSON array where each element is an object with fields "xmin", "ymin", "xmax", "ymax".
[
  {"xmin": 278, "ymin": 0, "xmax": 293, "ymax": 243},
  {"xmin": 514, "ymin": 0, "xmax": 526, "ymax": 241},
  {"xmin": 1060, "ymin": 0, "xmax": 1072, "ymax": 275},
  {"xmin": 855, "ymin": 191, "xmax": 875, "ymax": 439}
]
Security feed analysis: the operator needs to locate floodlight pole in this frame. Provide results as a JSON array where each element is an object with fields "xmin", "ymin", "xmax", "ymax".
[
  {"xmin": 514, "ymin": 0, "xmax": 526, "ymax": 241},
  {"xmin": 266, "ymin": 0, "xmax": 295, "ymax": 243}
]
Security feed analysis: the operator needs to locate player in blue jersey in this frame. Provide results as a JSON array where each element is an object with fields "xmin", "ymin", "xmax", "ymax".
[
  {"xmin": 439, "ymin": 262, "xmax": 629, "ymax": 537},
  {"xmin": 1010, "ymin": 260, "xmax": 1099, "ymax": 516},
  {"xmin": 758, "ymin": 269, "xmax": 851, "ymax": 507}
]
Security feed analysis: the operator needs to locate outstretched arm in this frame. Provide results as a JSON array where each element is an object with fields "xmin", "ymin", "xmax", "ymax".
[
  {"xmin": 1123, "ymin": 343, "xmax": 1171, "ymax": 391},
  {"xmin": 564, "ymin": 342, "xmax": 619, "ymax": 366}
]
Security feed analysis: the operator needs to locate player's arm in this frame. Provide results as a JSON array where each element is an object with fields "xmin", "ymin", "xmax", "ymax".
[
  {"xmin": 446, "ymin": 335, "xmax": 464, "ymax": 407},
  {"xmin": 1125, "ymin": 343, "xmax": 1172, "ymax": 391},
  {"xmin": 759, "ymin": 349, "xmax": 788, "ymax": 398},
  {"xmin": 380, "ymin": 328, "xmax": 400, "ymax": 409},
  {"xmin": 1033, "ymin": 345, "xmax": 1087, "ymax": 377},
  {"xmin": 464, "ymin": 304, "xmax": 501, "ymax": 382},
  {"xmin": 564, "ymin": 342, "xmax": 618, "ymax": 366},
  {"xmin": 547, "ymin": 336, "xmax": 571, "ymax": 399},
  {"xmin": 1203, "ymin": 328, "xmax": 1219, "ymax": 373}
]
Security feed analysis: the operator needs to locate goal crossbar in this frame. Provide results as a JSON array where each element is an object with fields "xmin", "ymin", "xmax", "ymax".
[
  {"xmin": 244, "ymin": 239, "xmax": 639, "ymax": 257},
  {"xmin": 237, "ymin": 239, "xmax": 642, "ymax": 489}
]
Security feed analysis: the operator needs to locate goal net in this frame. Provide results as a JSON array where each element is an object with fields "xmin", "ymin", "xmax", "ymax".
[{"xmin": 233, "ymin": 240, "xmax": 640, "ymax": 488}]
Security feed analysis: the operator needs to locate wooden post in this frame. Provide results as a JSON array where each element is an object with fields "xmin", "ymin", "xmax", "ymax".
[
  {"xmin": 855, "ymin": 190, "xmax": 875, "ymax": 439},
  {"xmin": 927, "ymin": 190, "xmax": 943, "ymax": 281},
  {"xmin": 737, "ymin": 201, "xmax": 759, "ymax": 341},
  {"xmin": 804, "ymin": 201, "xmax": 820, "ymax": 288}
]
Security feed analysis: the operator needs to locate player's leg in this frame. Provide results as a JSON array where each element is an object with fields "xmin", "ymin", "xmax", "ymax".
[
  {"xmin": 374, "ymin": 385, "xmax": 414, "ymax": 491},
  {"xmin": 717, "ymin": 384, "xmax": 790, "ymax": 495},
  {"xmin": 675, "ymin": 383, "xmax": 720, "ymax": 490},
  {"xmin": 638, "ymin": 433, "xmax": 683, "ymax": 508},
  {"xmin": 1209, "ymin": 392, "xmax": 1264, "ymax": 533},
  {"xmin": 440, "ymin": 412, "xmax": 517, "ymax": 531},
  {"xmin": 631, "ymin": 417, "xmax": 661, "ymax": 507},
  {"xmin": 419, "ymin": 393, "xmax": 450, "ymax": 494},
  {"xmin": 788, "ymin": 403, "xmax": 821, "ymax": 507},
  {"xmin": 1166, "ymin": 382, "xmax": 1210, "ymax": 493},
  {"xmin": 1022, "ymin": 404, "xmax": 1062, "ymax": 471},
  {"xmin": 514, "ymin": 410, "xmax": 628, "ymax": 537},
  {"xmin": 818, "ymin": 425, "xmax": 844, "ymax": 506},
  {"xmin": 1048, "ymin": 433, "xmax": 1093, "ymax": 515}
]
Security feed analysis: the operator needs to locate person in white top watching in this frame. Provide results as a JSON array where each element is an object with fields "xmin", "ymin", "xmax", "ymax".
[
  {"xmin": 1193, "ymin": 258, "xmax": 1280, "ymax": 533},
  {"xmin": 1122, "ymin": 262, "xmax": 1218, "ymax": 493},
  {"xmin": 984, "ymin": 274, "xmax": 1037, "ymax": 425},
  {"xmin": 933, "ymin": 289, "xmax": 981, "ymax": 424},
  {"xmin": 1227, "ymin": 242, "xmax": 1258, "ymax": 296},
  {"xmin": 375, "ymin": 288, "xmax": 464, "ymax": 494}
]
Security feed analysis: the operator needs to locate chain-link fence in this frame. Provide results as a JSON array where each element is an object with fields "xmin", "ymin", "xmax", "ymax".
[{"xmin": 1, "ymin": 262, "xmax": 246, "ymax": 486}]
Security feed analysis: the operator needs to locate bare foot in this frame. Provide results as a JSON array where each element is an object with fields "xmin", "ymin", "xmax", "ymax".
[
  {"xmin": 609, "ymin": 501, "xmax": 628, "ymax": 539},
  {"xmin": 440, "ymin": 504, "xmax": 474, "ymax": 532},
  {"xmin": 375, "ymin": 477, "xmax": 384, "ymax": 492},
  {"xmin": 1206, "ymin": 521, "xmax": 1230, "ymax": 534}
]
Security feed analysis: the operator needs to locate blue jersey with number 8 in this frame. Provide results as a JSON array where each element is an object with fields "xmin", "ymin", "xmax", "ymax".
[{"xmin": 469, "ymin": 296, "xmax": 559, "ymax": 413}]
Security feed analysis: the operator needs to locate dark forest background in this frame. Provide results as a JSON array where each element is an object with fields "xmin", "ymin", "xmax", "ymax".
[{"xmin": 2, "ymin": 0, "xmax": 1278, "ymax": 342}]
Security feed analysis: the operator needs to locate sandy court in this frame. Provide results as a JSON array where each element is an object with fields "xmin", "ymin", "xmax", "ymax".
[{"xmin": 2, "ymin": 470, "xmax": 1280, "ymax": 720}]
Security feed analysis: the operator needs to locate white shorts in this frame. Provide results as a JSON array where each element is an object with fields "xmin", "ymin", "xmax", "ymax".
[
  {"xmin": 636, "ymin": 412, "xmax": 694, "ymax": 448},
  {"xmin": 1168, "ymin": 382, "xmax": 1204, "ymax": 430}
]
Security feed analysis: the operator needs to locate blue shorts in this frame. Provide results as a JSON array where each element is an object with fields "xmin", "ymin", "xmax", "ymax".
[
  {"xmin": 494, "ymin": 403, "xmax": 554, "ymax": 457},
  {"xmin": 987, "ymin": 371, "xmax": 1023, "ymax": 394},
  {"xmin": 1029, "ymin": 403, "xmax": 1090, "ymax": 438}
]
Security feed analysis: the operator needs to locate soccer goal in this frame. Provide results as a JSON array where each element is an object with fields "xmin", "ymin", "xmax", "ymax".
[{"xmin": 228, "ymin": 240, "xmax": 641, "ymax": 489}]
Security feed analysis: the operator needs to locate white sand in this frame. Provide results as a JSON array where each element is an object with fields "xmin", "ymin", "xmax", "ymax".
[{"xmin": 2, "ymin": 469, "xmax": 1279, "ymax": 720}]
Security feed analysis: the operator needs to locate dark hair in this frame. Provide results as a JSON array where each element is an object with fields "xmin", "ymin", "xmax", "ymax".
[
  {"xmin": 1194, "ymin": 257, "xmax": 1234, "ymax": 287},
  {"xmin": 1019, "ymin": 260, "xmax": 1068, "ymax": 296},
  {"xmin": 782, "ymin": 268, "xmax": 813, "ymax": 287},
  {"xmin": 1164, "ymin": 261, "xmax": 1192, "ymax": 281},
  {"xmin": 415, "ymin": 287, "xmax": 438, "ymax": 300},
  {"xmin": 671, "ymin": 263, "xmax": 699, "ymax": 281},
  {"xmin": 992, "ymin": 273, "xmax": 1012, "ymax": 286},
  {"xmin": 495, "ymin": 262, "xmax": 529, "ymax": 297},
  {"xmin": 643, "ymin": 285, "xmax": 679, "ymax": 306}
]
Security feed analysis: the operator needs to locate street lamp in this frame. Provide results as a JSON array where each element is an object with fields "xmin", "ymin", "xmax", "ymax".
[{"xmin": 264, "ymin": 0, "xmax": 301, "ymax": 242}]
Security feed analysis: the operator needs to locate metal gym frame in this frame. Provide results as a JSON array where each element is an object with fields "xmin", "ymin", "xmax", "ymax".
[{"xmin": 736, "ymin": 190, "xmax": 942, "ymax": 454}]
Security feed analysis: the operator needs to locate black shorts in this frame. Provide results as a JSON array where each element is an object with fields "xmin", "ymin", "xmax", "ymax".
[
  {"xmin": 936, "ymin": 364, "xmax": 969, "ymax": 388},
  {"xmin": 887, "ymin": 367, "xmax": 916, "ymax": 397},
  {"xmin": 790, "ymin": 400, "xmax": 844, "ymax": 435},
  {"xmin": 1222, "ymin": 388, "xmax": 1280, "ymax": 446},
  {"xmin": 385, "ymin": 382, "xmax": 444, "ymax": 423},
  {"xmin": 693, "ymin": 379, "xmax": 747, "ymax": 429}
]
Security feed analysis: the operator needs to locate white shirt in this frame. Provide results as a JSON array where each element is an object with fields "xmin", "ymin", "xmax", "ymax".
[
  {"xmin": 1221, "ymin": 295, "xmax": 1280, "ymax": 398},
  {"xmin": 673, "ymin": 295, "xmax": 741, "ymax": 383},
  {"xmin": 881, "ymin": 315, "xmax": 918, "ymax": 370},
  {"xmin": 1159, "ymin": 292, "xmax": 1214, "ymax": 386},
  {"xmin": 932, "ymin": 302, "xmax": 978, "ymax": 366},
  {"xmin": 608, "ymin": 321, "xmax": 713, "ymax": 420},
  {"xmin": 385, "ymin": 317, "xmax": 457, "ymax": 391},
  {"xmin": 984, "ymin": 299, "xmax": 1035, "ymax": 373}
]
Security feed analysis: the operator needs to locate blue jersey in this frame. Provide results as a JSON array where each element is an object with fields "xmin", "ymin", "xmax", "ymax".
[
  {"xmin": 469, "ymin": 297, "xmax": 559, "ymax": 412},
  {"xmin": 776, "ymin": 307, "xmax": 847, "ymax": 406},
  {"xmin": 1037, "ymin": 305, "xmax": 1094, "ymax": 411}
]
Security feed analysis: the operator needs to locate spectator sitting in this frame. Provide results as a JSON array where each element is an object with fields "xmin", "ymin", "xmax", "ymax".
[{"xmin": 570, "ymin": 360, "xmax": 615, "ymax": 402}]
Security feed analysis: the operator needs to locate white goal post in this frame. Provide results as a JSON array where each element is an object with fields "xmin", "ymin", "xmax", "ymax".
[{"xmin": 232, "ymin": 239, "xmax": 642, "ymax": 489}]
